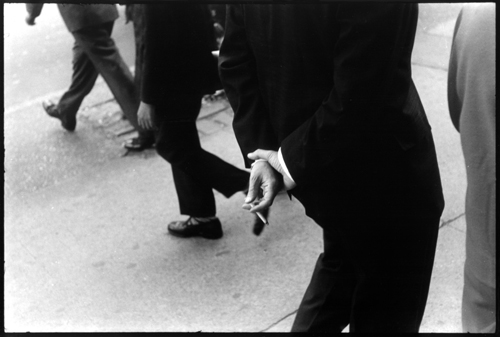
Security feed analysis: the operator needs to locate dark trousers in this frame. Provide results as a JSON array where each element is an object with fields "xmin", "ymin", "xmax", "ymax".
[
  {"xmin": 291, "ymin": 218, "xmax": 439, "ymax": 333},
  {"xmin": 154, "ymin": 93, "xmax": 249, "ymax": 217},
  {"xmin": 291, "ymin": 133, "xmax": 443, "ymax": 333},
  {"xmin": 57, "ymin": 21, "xmax": 143, "ymax": 133}
]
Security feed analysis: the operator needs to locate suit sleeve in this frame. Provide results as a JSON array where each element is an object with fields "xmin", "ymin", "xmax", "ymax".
[
  {"xmin": 26, "ymin": 3, "xmax": 44, "ymax": 18},
  {"xmin": 280, "ymin": 4, "xmax": 420, "ymax": 186},
  {"xmin": 218, "ymin": 5, "xmax": 279, "ymax": 168}
]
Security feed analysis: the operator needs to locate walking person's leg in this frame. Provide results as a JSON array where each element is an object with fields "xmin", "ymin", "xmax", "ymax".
[
  {"xmin": 292, "ymin": 131, "xmax": 443, "ymax": 333},
  {"xmin": 42, "ymin": 39, "xmax": 98, "ymax": 131},
  {"xmin": 154, "ymin": 92, "xmax": 249, "ymax": 239},
  {"xmin": 291, "ymin": 229, "xmax": 356, "ymax": 333},
  {"xmin": 72, "ymin": 21, "xmax": 143, "ymax": 132}
]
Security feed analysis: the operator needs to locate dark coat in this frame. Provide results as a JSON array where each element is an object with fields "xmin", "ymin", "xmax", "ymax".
[
  {"xmin": 140, "ymin": 3, "xmax": 220, "ymax": 106},
  {"xmin": 219, "ymin": 4, "xmax": 442, "ymax": 224}
]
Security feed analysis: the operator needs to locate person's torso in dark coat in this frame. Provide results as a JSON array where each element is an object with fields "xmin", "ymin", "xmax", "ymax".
[
  {"xmin": 220, "ymin": 4, "xmax": 441, "ymax": 223},
  {"xmin": 223, "ymin": 4, "xmax": 429, "ymax": 157},
  {"xmin": 140, "ymin": 3, "xmax": 219, "ymax": 106},
  {"xmin": 57, "ymin": 4, "xmax": 118, "ymax": 32}
]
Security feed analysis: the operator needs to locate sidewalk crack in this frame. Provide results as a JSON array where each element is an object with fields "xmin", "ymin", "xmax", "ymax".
[
  {"xmin": 197, "ymin": 106, "xmax": 230, "ymax": 121},
  {"xmin": 86, "ymin": 97, "xmax": 115, "ymax": 109},
  {"xmin": 411, "ymin": 61, "xmax": 448, "ymax": 72},
  {"xmin": 439, "ymin": 213, "xmax": 465, "ymax": 229},
  {"xmin": 259, "ymin": 309, "xmax": 298, "ymax": 332}
]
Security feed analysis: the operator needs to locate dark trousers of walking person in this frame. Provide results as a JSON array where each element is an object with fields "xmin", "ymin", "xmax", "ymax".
[
  {"xmin": 154, "ymin": 92, "xmax": 249, "ymax": 217},
  {"xmin": 291, "ymin": 131, "xmax": 444, "ymax": 333},
  {"xmin": 57, "ymin": 21, "xmax": 141, "ymax": 131}
]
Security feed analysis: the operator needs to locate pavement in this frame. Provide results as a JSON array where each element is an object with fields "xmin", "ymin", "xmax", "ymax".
[{"xmin": 4, "ymin": 4, "xmax": 468, "ymax": 333}]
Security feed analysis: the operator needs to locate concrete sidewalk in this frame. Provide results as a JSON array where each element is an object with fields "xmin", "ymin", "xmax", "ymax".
[{"xmin": 4, "ymin": 5, "xmax": 468, "ymax": 332}]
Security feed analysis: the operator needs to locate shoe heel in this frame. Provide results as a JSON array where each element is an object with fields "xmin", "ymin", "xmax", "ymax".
[
  {"xmin": 200, "ymin": 229, "xmax": 223, "ymax": 240},
  {"xmin": 200, "ymin": 222, "xmax": 223, "ymax": 239}
]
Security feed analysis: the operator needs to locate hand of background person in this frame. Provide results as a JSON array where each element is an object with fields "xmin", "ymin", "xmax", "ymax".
[
  {"xmin": 25, "ymin": 14, "xmax": 36, "ymax": 25},
  {"xmin": 243, "ymin": 159, "xmax": 283, "ymax": 213},
  {"xmin": 137, "ymin": 101, "xmax": 156, "ymax": 130},
  {"xmin": 248, "ymin": 150, "xmax": 297, "ymax": 190},
  {"xmin": 25, "ymin": 4, "xmax": 43, "ymax": 26}
]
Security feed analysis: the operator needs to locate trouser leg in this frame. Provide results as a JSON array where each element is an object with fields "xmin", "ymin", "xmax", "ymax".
[
  {"xmin": 170, "ymin": 163, "xmax": 217, "ymax": 217},
  {"xmin": 291, "ymin": 230, "xmax": 355, "ymax": 333},
  {"xmin": 71, "ymin": 21, "xmax": 144, "ymax": 133},
  {"xmin": 292, "ymin": 216, "xmax": 439, "ymax": 333},
  {"xmin": 292, "ymin": 132, "xmax": 443, "ymax": 333},
  {"xmin": 57, "ymin": 39, "xmax": 99, "ymax": 117},
  {"xmin": 345, "ymin": 217, "xmax": 439, "ymax": 332},
  {"xmin": 154, "ymin": 93, "xmax": 249, "ymax": 217}
]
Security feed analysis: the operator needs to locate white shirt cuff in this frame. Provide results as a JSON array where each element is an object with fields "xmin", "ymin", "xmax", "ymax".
[{"xmin": 278, "ymin": 147, "xmax": 296, "ymax": 184}]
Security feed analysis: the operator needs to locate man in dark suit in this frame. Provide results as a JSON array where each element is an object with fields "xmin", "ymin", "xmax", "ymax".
[
  {"xmin": 219, "ymin": 4, "xmax": 445, "ymax": 332},
  {"xmin": 25, "ymin": 3, "xmax": 153, "ymax": 148},
  {"xmin": 136, "ymin": 3, "xmax": 253, "ymax": 239}
]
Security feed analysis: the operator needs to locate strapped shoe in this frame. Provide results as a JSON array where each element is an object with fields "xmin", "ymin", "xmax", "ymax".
[
  {"xmin": 167, "ymin": 217, "xmax": 223, "ymax": 239},
  {"xmin": 42, "ymin": 100, "xmax": 76, "ymax": 131}
]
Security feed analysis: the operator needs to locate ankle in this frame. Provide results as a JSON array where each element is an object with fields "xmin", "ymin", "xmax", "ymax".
[{"xmin": 193, "ymin": 216, "xmax": 217, "ymax": 222}]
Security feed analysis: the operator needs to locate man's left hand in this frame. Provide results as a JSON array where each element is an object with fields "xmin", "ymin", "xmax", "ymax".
[{"xmin": 248, "ymin": 149, "xmax": 297, "ymax": 190}]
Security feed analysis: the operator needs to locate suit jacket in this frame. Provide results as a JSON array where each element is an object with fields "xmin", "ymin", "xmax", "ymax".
[
  {"xmin": 219, "ymin": 4, "xmax": 438, "ymax": 223},
  {"xmin": 26, "ymin": 4, "xmax": 118, "ymax": 32},
  {"xmin": 140, "ymin": 3, "xmax": 220, "ymax": 106}
]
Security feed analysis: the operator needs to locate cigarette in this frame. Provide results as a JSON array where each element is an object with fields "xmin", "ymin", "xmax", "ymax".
[{"xmin": 256, "ymin": 211, "xmax": 269, "ymax": 225}]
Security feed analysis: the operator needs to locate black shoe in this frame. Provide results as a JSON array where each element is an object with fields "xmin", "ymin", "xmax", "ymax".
[
  {"xmin": 252, "ymin": 208, "xmax": 270, "ymax": 236},
  {"xmin": 167, "ymin": 217, "xmax": 223, "ymax": 239},
  {"xmin": 42, "ymin": 100, "xmax": 76, "ymax": 131},
  {"xmin": 123, "ymin": 136, "xmax": 155, "ymax": 151}
]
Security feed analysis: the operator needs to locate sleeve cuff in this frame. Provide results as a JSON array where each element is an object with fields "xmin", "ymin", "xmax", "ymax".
[{"xmin": 278, "ymin": 147, "xmax": 296, "ymax": 184}]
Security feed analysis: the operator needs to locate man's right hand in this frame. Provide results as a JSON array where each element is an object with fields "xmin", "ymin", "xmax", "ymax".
[
  {"xmin": 243, "ymin": 160, "xmax": 284, "ymax": 213},
  {"xmin": 137, "ymin": 101, "xmax": 156, "ymax": 130}
]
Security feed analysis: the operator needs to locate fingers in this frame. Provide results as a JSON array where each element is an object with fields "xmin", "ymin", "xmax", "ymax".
[
  {"xmin": 248, "ymin": 149, "xmax": 270, "ymax": 161},
  {"xmin": 244, "ymin": 169, "xmax": 261, "ymax": 205},
  {"xmin": 138, "ymin": 119, "xmax": 147, "ymax": 130},
  {"xmin": 248, "ymin": 189, "xmax": 274, "ymax": 213},
  {"xmin": 137, "ymin": 102, "xmax": 155, "ymax": 131},
  {"xmin": 242, "ymin": 160, "xmax": 282, "ymax": 213},
  {"xmin": 138, "ymin": 116, "xmax": 153, "ymax": 130},
  {"xmin": 248, "ymin": 150, "xmax": 282, "ymax": 175}
]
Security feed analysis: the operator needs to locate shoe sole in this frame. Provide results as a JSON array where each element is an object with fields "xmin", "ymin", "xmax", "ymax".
[
  {"xmin": 123, "ymin": 144, "xmax": 155, "ymax": 151},
  {"xmin": 44, "ymin": 105, "xmax": 76, "ymax": 131},
  {"xmin": 167, "ymin": 228, "xmax": 223, "ymax": 240}
]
